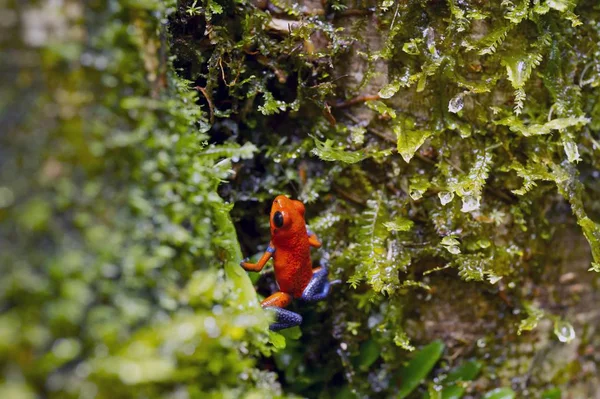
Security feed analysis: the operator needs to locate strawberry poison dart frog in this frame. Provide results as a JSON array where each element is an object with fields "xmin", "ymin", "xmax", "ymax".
[{"xmin": 240, "ymin": 195, "xmax": 331, "ymax": 331}]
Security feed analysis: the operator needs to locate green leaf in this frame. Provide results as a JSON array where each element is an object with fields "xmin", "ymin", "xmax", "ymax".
[
  {"xmin": 356, "ymin": 339, "xmax": 381, "ymax": 370},
  {"xmin": 402, "ymin": 38, "xmax": 422, "ymax": 55},
  {"xmin": 541, "ymin": 387, "xmax": 561, "ymax": 399},
  {"xmin": 213, "ymin": 201, "xmax": 261, "ymax": 306},
  {"xmin": 269, "ymin": 331, "xmax": 286, "ymax": 349},
  {"xmin": 454, "ymin": 254, "xmax": 500, "ymax": 282},
  {"xmin": 311, "ymin": 137, "xmax": 367, "ymax": 164},
  {"xmin": 409, "ymin": 176, "xmax": 431, "ymax": 200},
  {"xmin": 207, "ymin": 0, "xmax": 223, "ymax": 14},
  {"xmin": 428, "ymin": 360, "xmax": 482, "ymax": 399},
  {"xmin": 280, "ymin": 326, "xmax": 302, "ymax": 340},
  {"xmin": 440, "ymin": 385, "xmax": 463, "ymax": 399},
  {"xmin": 445, "ymin": 360, "xmax": 482, "ymax": 383},
  {"xmin": 562, "ymin": 136, "xmax": 581, "ymax": 163},
  {"xmin": 579, "ymin": 217, "xmax": 600, "ymax": 268},
  {"xmin": 482, "ymin": 388, "xmax": 516, "ymax": 399},
  {"xmin": 367, "ymin": 100, "xmax": 397, "ymax": 118},
  {"xmin": 505, "ymin": 0, "xmax": 529, "ymax": 23},
  {"xmin": 503, "ymin": 53, "xmax": 542, "ymax": 90},
  {"xmin": 200, "ymin": 142, "xmax": 258, "ymax": 161},
  {"xmin": 441, "ymin": 236, "xmax": 461, "ymax": 254},
  {"xmin": 258, "ymin": 91, "xmax": 290, "ymax": 115},
  {"xmin": 397, "ymin": 340, "xmax": 445, "ymax": 398},
  {"xmin": 517, "ymin": 303, "xmax": 544, "ymax": 335},
  {"xmin": 383, "ymin": 216, "xmax": 414, "ymax": 232},
  {"xmin": 379, "ymin": 81, "xmax": 401, "ymax": 99},
  {"xmin": 496, "ymin": 116, "xmax": 589, "ymax": 137},
  {"xmin": 445, "ymin": 149, "xmax": 492, "ymax": 212},
  {"xmin": 394, "ymin": 122, "xmax": 433, "ymax": 163},
  {"xmin": 477, "ymin": 24, "xmax": 511, "ymax": 55}
]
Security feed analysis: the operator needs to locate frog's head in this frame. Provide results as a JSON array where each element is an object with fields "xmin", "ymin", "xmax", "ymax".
[{"xmin": 270, "ymin": 195, "xmax": 306, "ymax": 240}]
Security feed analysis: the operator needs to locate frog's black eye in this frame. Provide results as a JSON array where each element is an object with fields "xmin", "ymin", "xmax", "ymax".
[{"xmin": 273, "ymin": 211, "xmax": 284, "ymax": 228}]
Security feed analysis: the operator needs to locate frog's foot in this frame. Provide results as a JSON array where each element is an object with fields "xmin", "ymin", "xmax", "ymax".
[
  {"xmin": 301, "ymin": 265, "xmax": 331, "ymax": 302},
  {"xmin": 261, "ymin": 292, "xmax": 301, "ymax": 331},
  {"xmin": 264, "ymin": 307, "xmax": 302, "ymax": 331}
]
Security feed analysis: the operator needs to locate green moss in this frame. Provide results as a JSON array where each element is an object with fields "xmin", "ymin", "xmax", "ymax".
[{"xmin": 1, "ymin": 0, "xmax": 274, "ymax": 397}]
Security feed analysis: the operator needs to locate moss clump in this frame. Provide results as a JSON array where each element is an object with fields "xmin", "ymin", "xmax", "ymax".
[{"xmin": 1, "ymin": 1, "xmax": 276, "ymax": 397}]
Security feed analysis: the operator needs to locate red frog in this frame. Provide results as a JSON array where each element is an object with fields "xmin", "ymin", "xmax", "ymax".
[{"xmin": 241, "ymin": 195, "xmax": 332, "ymax": 331}]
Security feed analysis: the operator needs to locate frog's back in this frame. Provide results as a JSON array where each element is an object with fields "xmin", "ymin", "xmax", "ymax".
[
  {"xmin": 269, "ymin": 195, "xmax": 314, "ymax": 297},
  {"xmin": 273, "ymin": 234, "xmax": 312, "ymax": 298}
]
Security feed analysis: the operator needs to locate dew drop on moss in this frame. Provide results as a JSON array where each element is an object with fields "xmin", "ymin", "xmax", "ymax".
[
  {"xmin": 438, "ymin": 191, "xmax": 454, "ymax": 205},
  {"xmin": 448, "ymin": 94, "xmax": 464, "ymax": 113},
  {"xmin": 461, "ymin": 196, "xmax": 480, "ymax": 212},
  {"xmin": 378, "ymin": 81, "xmax": 400, "ymax": 99},
  {"xmin": 409, "ymin": 190, "xmax": 424, "ymax": 200},
  {"xmin": 554, "ymin": 320, "xmax": 575, "ymax": 343}
]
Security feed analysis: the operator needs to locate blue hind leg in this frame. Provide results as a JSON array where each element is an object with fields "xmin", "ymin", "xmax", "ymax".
[
  {"xmin": 301, "ymin": 260, "xmax": 331, "ymax": 302},
  {"xmin": 264, "ymin": 307, "xmax": 302, "ymax": 331}
]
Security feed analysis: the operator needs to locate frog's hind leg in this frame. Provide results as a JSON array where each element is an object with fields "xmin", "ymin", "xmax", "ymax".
[
  {"xmin": 301, "ymin": 261, "xmax": 331, "ymax": 302},
  {"xmin": 261, "ymin": 292, "xmax": 302, "ymax": 331}
]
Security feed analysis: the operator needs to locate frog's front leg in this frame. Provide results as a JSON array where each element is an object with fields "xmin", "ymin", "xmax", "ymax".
[
  {"xmin": 301, "ymin": 261, "xmax": 331, "ymax": 302},
  {"xmin": 307, "ymin": 226, "xmax": 322, "ymax": 248},
  {"xmin": 261, "ymin": 292, "xmax": 302, "ymax": 331},
  {"xmin": 240, "ymin": 242, "xmax": 275, "ymax": 272}
]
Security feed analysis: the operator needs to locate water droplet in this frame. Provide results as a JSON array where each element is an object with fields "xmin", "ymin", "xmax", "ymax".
[
  {"xmin": 438, "ymin": 191, "xmax": 454, "ymax": 205},
  {"xmin": 446, "ymin": 245, "xmax": 461, "ymax": 255},
  {"xmin": 410, "ymin": 189, "xmax": 425, "ymax": 201},
  {"xmin": 478, "ymin": 238, "xmax": 491, "ymax": 248},
  {"xmin": 448, "ymin": 94, "xmax": 464, "ymax": 113},
  {"xmin": 378, "ymin": 81, "xmax": 400, "ymax": 99},
  {"xmin": 461, "ymin": 195, "xmax": 480, "ymax": 212},
  {"xmin": 563, "ymin": 139, "xmax": 581, "ymax": 163},
  {"xmin": 554, "ymin": 320, "xmax": 575, "ymax": 343}
]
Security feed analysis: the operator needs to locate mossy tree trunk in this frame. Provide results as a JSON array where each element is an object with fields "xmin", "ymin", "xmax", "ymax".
[{"xmin": 2, "ymin": 0, "xmax": 600, "ymax": 398}]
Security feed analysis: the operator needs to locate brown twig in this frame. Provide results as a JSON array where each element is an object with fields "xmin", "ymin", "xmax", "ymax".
[
  {"xmin": 323, "ymin": 102, "xmax": 337, "ymax": 126},
  {"xmin": 194, "ymin": 86, "xmax": 214, "ymax": 124},
  {"xmin": 333, "ymin": 94, "xmax": 381, "ymax": 108},
  {"xmin": 219, "ymin": 58, "xmax": 241, "ymax": 87}
]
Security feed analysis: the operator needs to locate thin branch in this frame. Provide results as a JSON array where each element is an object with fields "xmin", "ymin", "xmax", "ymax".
[
  {"xmin": 195, "ymin": 86, "xmax": 214, "ymax": 124},
  {"xmin": 219, "ymin": 58, "xmax": 241, "ymax": 87},
  {"xmin": 332, "ymin": 94, "xmax": 381, "ymax": 108}
]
